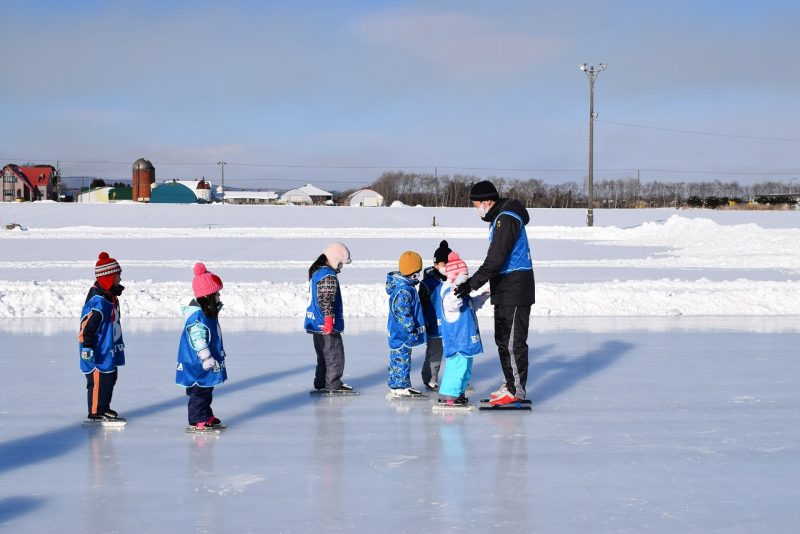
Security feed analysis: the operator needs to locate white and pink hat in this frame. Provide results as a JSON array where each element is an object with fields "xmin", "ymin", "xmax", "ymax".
[{"xmin": 444, "ymin": 251, "xmax": 468, "ymax": 283}]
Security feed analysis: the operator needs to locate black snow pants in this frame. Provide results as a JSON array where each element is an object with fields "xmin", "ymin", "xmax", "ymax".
[
  {"xmin": 313, "ymin": 332, "xmax": 345, "ymax": 390},
  {"xmin": 494, "ymin": 305, "xmax": 531, "ymax": 399}
]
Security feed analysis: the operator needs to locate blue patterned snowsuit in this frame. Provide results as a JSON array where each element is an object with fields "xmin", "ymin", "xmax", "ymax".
[{"xmin": 385, "ymin": 272, "xmax": 426, "ymax": 389}]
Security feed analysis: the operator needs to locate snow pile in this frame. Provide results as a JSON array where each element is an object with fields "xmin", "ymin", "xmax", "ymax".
[
  {"xmin": 2, "ymin": 278, "xmax": 799, "ymax": 319},
  {"xmin": 0, "ymin": 204, "xmax": 798, "ymax": 318}
]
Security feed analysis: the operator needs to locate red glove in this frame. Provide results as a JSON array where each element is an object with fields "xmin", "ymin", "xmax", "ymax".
[{"xmin": 322, "ymin": 316, "xmax": 334, "ymax": 335}]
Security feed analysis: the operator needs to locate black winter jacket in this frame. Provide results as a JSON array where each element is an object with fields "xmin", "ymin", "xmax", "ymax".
[{"xmin": 468, "ymin": 198, "xmax": 535, "ymax": 307}]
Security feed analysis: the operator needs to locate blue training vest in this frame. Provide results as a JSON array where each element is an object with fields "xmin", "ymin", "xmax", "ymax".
[
  {"xmin": 304, "ymin": 266, "xmax": 344, "ymax": 333},
  {"xmin": 176, "ymin": 309, "xmax": 227, "ymax": 387},
  {"xmin": 489, "ymin": 211, "xmax": 533, "ymax": 274},
  {"xmin": 420, "ymin": 268, "xmax": 444, "ymax": 338},
  {"xmin": 78, "ymin": 294, "xmax": 125, "ymax": 373},
  {"xmin": 438, "ymin": 285, "xmax": 483, "ymax": 358}
]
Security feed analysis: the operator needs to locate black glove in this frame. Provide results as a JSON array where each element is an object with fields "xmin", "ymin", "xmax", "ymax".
[{"xmin": 453, "ymin": 279, "xmax": 472, "ymax": 299}]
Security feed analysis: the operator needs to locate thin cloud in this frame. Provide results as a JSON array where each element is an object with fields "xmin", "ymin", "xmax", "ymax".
[{"xmin": 352, "ymin": 8, "xmax": 558, "ymax": 81}]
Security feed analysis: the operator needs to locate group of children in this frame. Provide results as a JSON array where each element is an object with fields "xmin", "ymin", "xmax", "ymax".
[
  {"xmin": 304, "ymin": 240, "xmax": 491, "ymax": 409},
  {"xmin": 77, "ymin": 239, "xmax": 494, "ymax": 429}
]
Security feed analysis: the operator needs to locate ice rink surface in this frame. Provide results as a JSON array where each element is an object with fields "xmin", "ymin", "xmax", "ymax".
[{"xmin": 2, "ymin": 317, "xmax": 798, "ymax": 533}]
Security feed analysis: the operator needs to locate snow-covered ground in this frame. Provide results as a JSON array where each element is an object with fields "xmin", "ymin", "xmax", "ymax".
[
  {"xmin": 1, "ymin": 203, "xmax": 798, "ymax": 532},
  {"xmin": 1, "ymin": 203, "xmax": 799, "ymax": 317}
]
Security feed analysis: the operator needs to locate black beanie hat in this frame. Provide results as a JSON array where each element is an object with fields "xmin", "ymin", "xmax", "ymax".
[
  {"xmin": 433, "ymin": 240, "xmax": 451, "ymax": 264},
  {"xmin": 469, "ymin": 180, "xmax": 499, "ymax": 201}
]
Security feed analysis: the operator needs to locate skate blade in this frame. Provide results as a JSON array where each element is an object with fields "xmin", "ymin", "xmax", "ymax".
[
  {"xmin": 479, "ymin": 398, "xmax": 532, "ymax": 404},
  {"xmin": 385, "ymin": 393, "xmax": 429, "ymax": 400},
  {"xmin": 185, "ymin": 426, "xmax": 225, "ymax": 434},
  {"xmin": 478, "ymin": 403, "xmax": 532, "ymax": 411},
  {"xmin": 432, "ymin": 404, "xmax": 475, "ymax": 413},
  {"xmin": 82, "ymin": 419, "xmax": 127, "ymax": 428},
  {"xmin": 309, "ymin": 390, "xmax": 360, "ymax": 397}
]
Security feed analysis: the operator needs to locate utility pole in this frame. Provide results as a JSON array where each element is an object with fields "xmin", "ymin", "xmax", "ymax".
[
  {"xmin": 217, "ymin": 161, "xmax": 226, "ymax": 203},
  {"xmin": 579, "ymin": 63, "xmax": 606, "ymax": 227},
  {"xmin": 637, "ymin": 168, "xmax": 641, "ymax": 207}
]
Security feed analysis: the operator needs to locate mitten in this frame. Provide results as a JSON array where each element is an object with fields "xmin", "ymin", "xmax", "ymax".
[
  {"xmin": 202, "ymin": 357, "xmax": 216, "ymax": 371},
  {"xmin": 81, "ymin": 348, "xmax": 94, "ymax": 362},
  {"xmin": 454, "ymin": 279, "xmax": 472, "ymax": 299},
  {"xmin": 322, "ymin": 316, "xmax": 334, "ymax": 335}
]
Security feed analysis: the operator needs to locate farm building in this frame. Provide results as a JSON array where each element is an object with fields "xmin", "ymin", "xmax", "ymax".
[
  {"xmin": 75, "ymin": 186, "xmax": 133, "ymax": 203},
  {"xmin": 280, "ymin": 184, "xmax": 332, "ymax": 205},
  {"xmin": 346, "ymin": 189, "xmax": 384, "ymax": 207},
  {"xmin": 223, "ymin": 191, "xmax": 279, "ymax": 204},
  {"xmin": 1, "ymin": 164, "xmax": 58, "ymax": 202}
]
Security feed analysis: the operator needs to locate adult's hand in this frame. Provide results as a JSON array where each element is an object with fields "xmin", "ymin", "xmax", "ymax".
[{"xmin": 454, "ymin": 279, "xmax": 472, "ymax": 299}]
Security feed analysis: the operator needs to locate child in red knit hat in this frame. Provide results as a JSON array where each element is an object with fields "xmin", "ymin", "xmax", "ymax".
[
  {"xmin": 79, "ymin": 252, "xmax": 127, "ymax": 425},
  {"xmin": 176, "ymin": 263, "xmax": 228, "ymax": 432}
]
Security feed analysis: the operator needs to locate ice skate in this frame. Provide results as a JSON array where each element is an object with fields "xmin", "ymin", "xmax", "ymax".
[
  {"xmin": 385, "ymin": 387, "xmax": 427, "ymax": 400},
  {"xmin": 310, "ymin": 383, "xmax": 359, "ymax": 397},
  {"xmin": 83, "ymin": 411, "xmax": 127, "ymax": 427},
  {"xmin": 432, "ymin": 398, "xmax": 474, "ymax": 413},
  {"xmin": 206, "ymin": 416, "xmax": 227, "ymax": 429},
  {"xmin": 479, "ymin": 391, "xmax": 532, "ymax": 411},
  {"xmin": 186, "ymin": 419, "xmax": 225, "ymax": 433}
]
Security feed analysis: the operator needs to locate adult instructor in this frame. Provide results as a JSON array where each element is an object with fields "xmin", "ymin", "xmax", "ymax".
[{"xmin": 454, "ymin": 181, "xmax": 534, "ymax": 406}]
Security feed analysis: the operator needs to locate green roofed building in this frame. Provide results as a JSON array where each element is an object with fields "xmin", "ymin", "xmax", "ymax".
[{"xmin": 150, "ymin": 182, "xmax": 197, "ymax": 204}]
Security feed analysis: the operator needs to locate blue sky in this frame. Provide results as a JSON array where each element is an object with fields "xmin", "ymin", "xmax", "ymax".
[{"xmin": 1, "ymin": 0, "xmax": 798, "ymax": 189}]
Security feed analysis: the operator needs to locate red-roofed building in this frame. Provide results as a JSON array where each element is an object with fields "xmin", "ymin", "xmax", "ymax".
[{"xmin": 1, "ymin": 164, "xmax": 59, "ymax": 201}]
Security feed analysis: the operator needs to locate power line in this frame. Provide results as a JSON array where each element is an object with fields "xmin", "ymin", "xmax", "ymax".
[
  {"xmin": 597, "ymin": 120, "xmax": 800, "ymax": 143},
  {"xmin": 3, "ymin": 156, "xmax": 797, "ymax": 178}
]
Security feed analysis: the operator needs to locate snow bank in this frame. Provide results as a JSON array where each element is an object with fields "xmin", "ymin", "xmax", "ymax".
[
  {"xmin": 2, "ymin": 278, "xmax": 798, "ymax": 318},
  {"xmin": 1, "ymin": 203, "xmax": 798, "ymax": 318}
]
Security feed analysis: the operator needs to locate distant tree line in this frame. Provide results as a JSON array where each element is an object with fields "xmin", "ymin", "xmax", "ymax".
[
  {"xmin": 337, "ymin": 171, "xmax": 800, "ymax": 208},
  {"xmin": 88, "ymin": 178, "xmax": 131, "ymax": 190}
]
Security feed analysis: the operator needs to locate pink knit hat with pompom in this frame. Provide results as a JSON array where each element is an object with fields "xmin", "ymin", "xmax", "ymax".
[
  {"xmin": 192, "ymin": 263, "xmax": 223, "ymax": 298},
  {"xmin": 444, "ymin": 251, "xmax": 468, "ymax": 283}
]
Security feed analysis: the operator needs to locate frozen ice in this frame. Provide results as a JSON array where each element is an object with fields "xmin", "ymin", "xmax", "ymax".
[{"xmin": 1, "ymin": 318, "xmax": 798, "ymax": 532}]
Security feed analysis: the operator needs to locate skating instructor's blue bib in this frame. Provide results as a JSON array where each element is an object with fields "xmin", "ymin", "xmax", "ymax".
[{"xmin": 489, "ymin": 211, "xmax": 533, "ymax": 274}]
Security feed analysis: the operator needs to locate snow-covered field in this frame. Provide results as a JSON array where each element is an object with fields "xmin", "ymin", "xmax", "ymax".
[
  {"xmin": 1, "ymin": 203, "xmax": 799, "ymax": 317},
  {"xmin": 1, "ymin": 203, "xmax": 799, "ymax": 532}
]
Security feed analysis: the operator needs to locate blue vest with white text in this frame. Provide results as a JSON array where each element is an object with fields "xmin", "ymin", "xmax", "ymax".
[
  {"xmin": 304, "ymin": 266, "xmax": 345, "ymax": 333},
  {"xmin": 176, "ymin": 310, "xmax": 227, "ymax": 387},
  {"xmin": 78, "ymin": 295, "xmax": 125, "ymax": 373},
  {"xmin": 438, "ymin": 286, "xmax": 483, "ymax": 358},
  {"xmin": 489, "ymin": 211, "xmax": 533, "ymax": 274}
]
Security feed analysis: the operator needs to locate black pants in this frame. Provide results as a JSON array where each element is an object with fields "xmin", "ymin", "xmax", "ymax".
[
  {"xmin": 421, "ymin": 337, "xmax": 443, "ymax": 386},
  {"xmin": 86, "ymin": 368, "xmax": 118, "ymax": 415},
  {"xmin": 313, "ymin": 332, "xmax": 345, "ymax": 390},
  {"xmin": 186, "ymin": 385, "xmax": 214, "ymax": 425},
  {"xmin": 494, "ymin": 305, "xmax": 531, "ymax": 399}
]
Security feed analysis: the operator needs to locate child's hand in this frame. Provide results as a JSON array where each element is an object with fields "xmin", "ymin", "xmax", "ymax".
[
  {"xmin": 322, "ymin": 316, "xmax": 334, "ymax": 335},
  {"xmin": 202, "ymin": 357, "xmax": 216, "ymax": 371}
]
